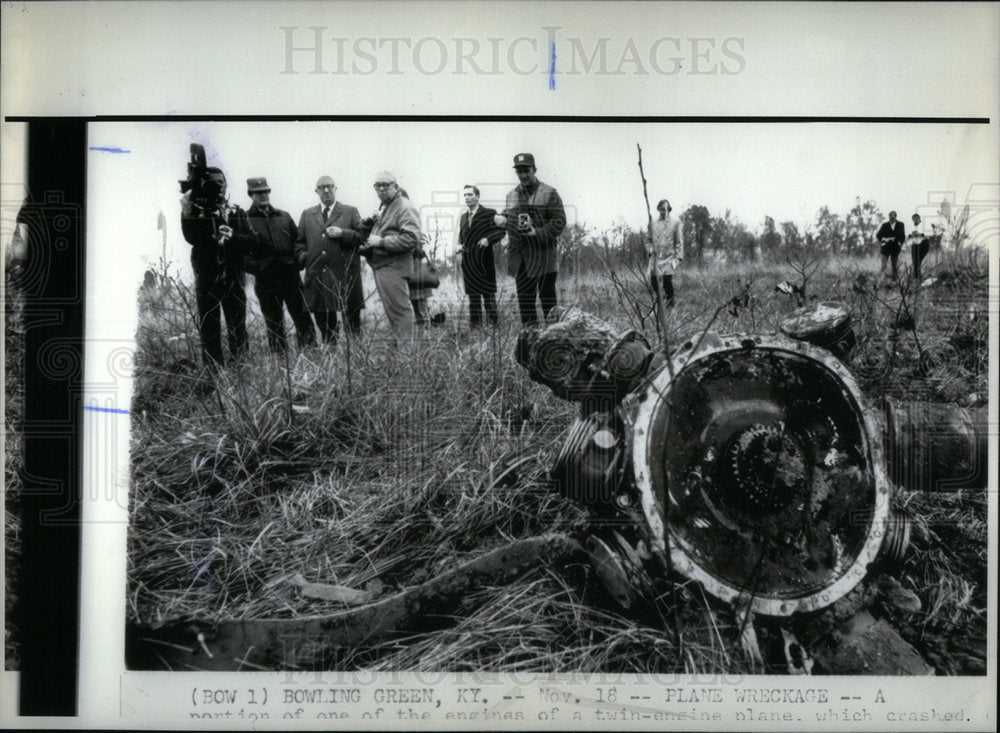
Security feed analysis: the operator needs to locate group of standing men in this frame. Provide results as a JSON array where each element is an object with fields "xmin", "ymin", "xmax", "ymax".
[
  {"xmin": 180, "ymin": 153, "xmax": 570, "ymax": 368},
  {"xmin": 876, "ymin": 209, "xmax": 935, "ymax": 281}
]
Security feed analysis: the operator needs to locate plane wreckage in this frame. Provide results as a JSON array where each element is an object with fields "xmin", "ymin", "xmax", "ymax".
[{"xmin": 128, "ymin": 303, "xmax": 987, "ymax": 674}]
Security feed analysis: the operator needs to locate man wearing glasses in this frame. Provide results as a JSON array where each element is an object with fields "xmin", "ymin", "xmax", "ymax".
[
  {"xmin": 245, "ymin": 177, "xmax": 316, "ymax": 352},
  {"xmin": 295, "ymin": 176, "xmax": 366, "ymax": 345},
  {"xmin": 359, "ymin": 171, "xmax": 421, "ymax": 340}
]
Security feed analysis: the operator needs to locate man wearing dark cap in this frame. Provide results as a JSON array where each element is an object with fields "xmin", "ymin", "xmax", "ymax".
[
  {"xmin": 876, "ymin": 210, "xmax": 905, "ymax": 280},
  {"xmin": 295, "ymin": 176, "xmax": 365, "ymax": 345},
  {"xmin": 180, "ymin": 168, "xmax": 256, "ymax": 367},
  {"xmin": 245, "ymin": 177, "xmax": 316, "ymax": 352},
  {"xmin": 495, "ymin": 153, "xmax": 567, "ymax": 326},
  {"xmin": 358, "ymin": 170, "xmax": 420, "ymax": 340}
]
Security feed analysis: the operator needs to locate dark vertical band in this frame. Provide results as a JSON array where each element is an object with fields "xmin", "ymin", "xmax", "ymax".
[{"xmin": 18, "ymin": 120, "xmax": 86, "ymax": 716}]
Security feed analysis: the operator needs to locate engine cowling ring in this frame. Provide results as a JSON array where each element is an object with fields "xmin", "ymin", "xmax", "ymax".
[{"xmin": 627, "ymin": 333, "xmax": 890, "ymax": 617}]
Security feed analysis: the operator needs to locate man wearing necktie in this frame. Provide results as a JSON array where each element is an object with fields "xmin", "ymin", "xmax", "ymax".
[
  {"xmin": 458, "ymin": 184, "xmax": 505, "ymax": 327},
  {"xmin": 295, "ymin": 176, "xmax": 366, "ymax": 345}
]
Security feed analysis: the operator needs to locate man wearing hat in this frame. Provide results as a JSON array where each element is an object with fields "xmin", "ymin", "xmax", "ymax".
[
  {"xmin": 295, "ymin": 176, "xmax": 365, "ymax": 345},
  {"xmin": 180, "ymin": 167, "xmax": 256, "ymax": 367},
  {"xmin": 358, "ymin": 171, "xmax": 421, "ymax": 340},
  {"xmin": 495, "ymin": 153, "xmax": 567, "ymax": 326},
  {"xmin": 245, "ymin": 177, "xmax": 316, "ymax": 352}
]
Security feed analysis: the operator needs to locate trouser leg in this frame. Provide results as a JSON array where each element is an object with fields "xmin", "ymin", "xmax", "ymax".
[
  {"xmin": 515, "ymin": 264, "xmax": 539, "ymax": 326},
  {"xmin": 539, "ymin": 271, "xmax": 558, "ymax": 322},
  {"xmin": 373, "ymin": 263, "xmax": 414, "ymax": 340},
  {"xmin": 220, "ymin": 279, "xmax": 248, "ymax": 361},
  {"xmin": 316, "ymin": 311, "xmax": 337, "ymax": 344},
  {"xmin": 662, "ymin": 274, "xmax": 675, "ymax": 307},
  {"xmin": 255, "ymin": 281, "xmax": 287, "ymax": 353},
  {"xmin": 468, "ymin": 294, "xmax": 483, "ymax": 326},
  {"xmin": 412, "ymin": 296, "xmax": 429, "ymax": 325},
  {"xmin": 282, "ymin": 278, "xmax": 316, "ymax": 347},
  {"xmin": 195, "ymin": 276, "xmax": 224, "ymax": 367},
  {"xmin": 344, "ymin": 304, "xmax": 362, "ymax": 337},
  {"xmin": 484, "ymin": 292, "xmax": 498, "ymax": 325}
]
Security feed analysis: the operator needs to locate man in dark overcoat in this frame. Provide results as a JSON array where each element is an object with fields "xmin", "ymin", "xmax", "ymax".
[
  {"xmin": 295, "ymin": 176, "xmax": 365, "ymax": 344},
  {"xmin": 458, "ymin": 184, "xmax": 505, "ymax": 327}
]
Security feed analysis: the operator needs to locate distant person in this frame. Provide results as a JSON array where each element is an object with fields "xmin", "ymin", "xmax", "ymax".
[
  {"xmin": 295, "ymin": 176, "xmax": 365, "ymax": 346},
  {"xmin": 496, "ymin": 153, "xmax": 567, "ymax": 326},
  {"xmin": 647, "ymin": 198, "xmax": 684, "ymax": 308},
  {"xmin": 244, "ymin": 177, "xmax": 316, "ymax": 353},
  {"xmin": 458, "ymin": 185, "xmax": 504, "ymax": 328},
  {"xmin": 180, "ymin": 168, "xmax": 255, "ymax": 367},
  {"xmin": 907, "ymin": 212, "xmax": 931, "ymax": 281},
  {"xmin": 397, "ymin": 187, "xmax": 436, "ymax": 328},
  {"xmin": 359, "ymin": 171, "xmax": 420, "ymax": 340},
  {"xmin": 876, "ymin": 210, "xmax": 905, "ymax": 280}
]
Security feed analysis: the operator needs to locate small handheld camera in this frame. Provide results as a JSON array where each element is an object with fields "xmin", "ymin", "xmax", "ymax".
[{"xmin": 517, "ymin": 213, "xmax": 533, "ymax": 232}]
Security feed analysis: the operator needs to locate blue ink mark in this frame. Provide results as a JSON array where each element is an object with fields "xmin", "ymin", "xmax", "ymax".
[
  {"xmin": 89, "ymin": 146, "xmax": 131, "ymax": 154},
  {"xmin": 85, "ymin": 405, "xmax": 130, "ymax": 415},
  {"xmin": 549, "ymin": 43, "xmax": 557, "ymax": 90}
]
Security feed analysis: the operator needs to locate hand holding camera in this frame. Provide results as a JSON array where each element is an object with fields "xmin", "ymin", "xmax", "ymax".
[
  {"xmin": 517, "ymin": 212, "xmax": 536, "ymax": 236},
  {"xmin": 324, "ymin": 225, "xmax": 343, "ymax": 239}
]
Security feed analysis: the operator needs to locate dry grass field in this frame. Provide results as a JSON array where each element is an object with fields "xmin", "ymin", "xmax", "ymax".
[
  {"xmin": 119, "ymin": 244, "xmax": 988, "ymax": 674},
  {"xmin": 4, "ymin": 245, "xmax": 989, "ymax": 674}
]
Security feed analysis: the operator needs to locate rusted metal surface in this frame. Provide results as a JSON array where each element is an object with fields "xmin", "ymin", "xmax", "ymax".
[
  {"xmin": 127, "ymin": 533, "xmax": 583, "ymax": 670},
  {"xmin": 515, "ymin": 306, "xmax": 652, "ymax": 407},
  {"xmin": 780, "ymin": 301, "xmax": 857, "ymax": 362},
  {"xmin": 807, "ymin": 610, "xmax": 933, "ymax": 675},
  {"xmin": 884, "ymin": 398, "xmax": 989, "ymax": 491},
  {"xmin": 625, "ymin": 333, "xmax": 890, "ymax": 617}
]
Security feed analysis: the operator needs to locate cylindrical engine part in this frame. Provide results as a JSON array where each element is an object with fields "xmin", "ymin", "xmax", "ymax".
[
  {"xmin": 551, "ymin": 412, "xmax": 623, "ymax": 507},
  {"xmin": 516, "ymin": 306, "xmax": 652, "ymax": 405},
  {"xmin": 884, "ymin": 399, "xmax": 988, "ymax": 491},
  {"xmin": 780, "ymin": 301, "xmax": 857, "ymax": 362}
]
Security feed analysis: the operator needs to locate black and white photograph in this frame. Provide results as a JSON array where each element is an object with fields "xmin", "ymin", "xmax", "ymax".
[
  {"xmin": 98, "ymin": 121, "xmax": 993, "ymax": 677},
  {"xmin": 2, "ymin": 1, "xmax": 997, "ymax": 729}
]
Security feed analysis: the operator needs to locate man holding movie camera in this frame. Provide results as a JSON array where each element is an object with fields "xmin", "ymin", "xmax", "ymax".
[
  {"xmin": 496, "ymin": 153, "xmax": 567, "ymax": 326},
  {"xmin": 180, "ymin": 160, "xmax": 256, "ymax": 368}
]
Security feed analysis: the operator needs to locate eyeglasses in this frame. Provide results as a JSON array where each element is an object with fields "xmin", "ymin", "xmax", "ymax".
[
  {"xmin": 317, "ymin": 185, "xmax": 335, "ymax": 191},
  {"xmin": 373, "ymin": 182, "xmax": 394, "ymax": 190},
  {"xmin": 252, "ymin": 190, "xmax": 271, "ymax": 195}
]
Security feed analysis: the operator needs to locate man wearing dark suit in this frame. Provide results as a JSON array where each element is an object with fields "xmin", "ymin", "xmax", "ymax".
[
  {"xmin": 295, "ymin": 176, "xmax": 365, "ymax": 345},
  {"xmin": 458, "ymin": 185, "xmax": 505, "ymax": 327},
  {"xmin": 244, "ymin": 177, "xmax": 316, "ymax": 352},
  {"xmin": 876, "ymin": 210, "xmax": 906, "ymax": 280}
]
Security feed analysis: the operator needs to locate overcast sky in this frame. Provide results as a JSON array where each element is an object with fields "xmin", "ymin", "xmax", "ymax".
[{"xmin": 77, "ymin": 119, "xmax": 999, "ymax": 281}]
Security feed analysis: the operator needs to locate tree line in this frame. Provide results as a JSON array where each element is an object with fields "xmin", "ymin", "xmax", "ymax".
[{"xmin": 550, "ymin": 198, "xmax": 972, "ymax": 274}]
